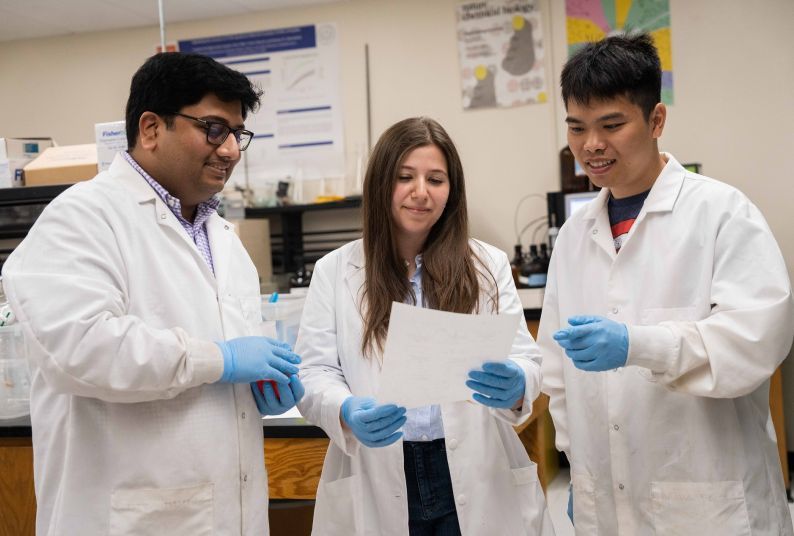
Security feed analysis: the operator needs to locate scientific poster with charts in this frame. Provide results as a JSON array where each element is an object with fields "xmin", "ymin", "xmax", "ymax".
[
  {"xmin": 456, "ymin": 0, "xmax": 548, "ymax": 110},
  {"xmin": 178, "ymin": 24, "xmax": 345, "ymax": 191},
  {"xmin": 565, "ymin": 0, "xmax": 673, "ymax": 104}
]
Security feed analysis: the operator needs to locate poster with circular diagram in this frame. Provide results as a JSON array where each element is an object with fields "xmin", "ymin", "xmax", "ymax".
[
  {"xmin": 457, "ymin": 0, "xmax": 548, "ymax": 110},
  {"xmin": 566, "ymin": 0, "xmax": 673, "ymax": 104}
]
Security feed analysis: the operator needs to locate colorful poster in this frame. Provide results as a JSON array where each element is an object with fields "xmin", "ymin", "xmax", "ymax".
[
  {"xmin": 457, "ymin": 0, "xmax": 548, "ymax": 110},
  {"xmin": 179, "ymin": 24, "xmax": 345, "ymax": 191},
  {"xmin": 565, "ymin": 0, "xmax": 673, "ymax": 104}
]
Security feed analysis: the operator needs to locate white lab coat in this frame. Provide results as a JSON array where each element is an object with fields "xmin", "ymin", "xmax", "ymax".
[
  {"xmin": 2, "ymin": 154, "xmax": 270, "ymax": 535},
  {"xmin": 296, "ymin": 239, "xmax": 554, "ymax": 536},
  {"xmin": 539, "ymin": 154, "xmax": 794, "ymax": 535}
]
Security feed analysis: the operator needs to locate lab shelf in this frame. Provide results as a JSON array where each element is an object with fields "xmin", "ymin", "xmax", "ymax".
[
  {"xmin": 245, "ymin": 196, "xmax": 362, "ymax": 274},
  {"xmin": 0, "ymin": 184, "xmax": 71, "ymax": 206}
]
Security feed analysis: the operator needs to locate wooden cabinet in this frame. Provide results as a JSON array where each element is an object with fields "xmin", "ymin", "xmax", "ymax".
[{"xmin": 0, "ymin": 437, "xmax": 35, "ymax": 536}]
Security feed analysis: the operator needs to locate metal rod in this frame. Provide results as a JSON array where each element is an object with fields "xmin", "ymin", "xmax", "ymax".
[
  {"xmin": 365, "ymin": 43, "xmax": 372, "ymax": 153},
  {"xmin": 158, "ymin": 0, "xmax": 167, "ymax": 52}
]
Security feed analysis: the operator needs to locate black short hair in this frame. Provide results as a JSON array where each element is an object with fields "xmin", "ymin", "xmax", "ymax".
[
  {"xmin": 125, "ymin": 52, "xmax": 263, "ymax": 149},
  {"xmin": 561, "ymin": 33, "xmax": 661, "ymax": 119}
]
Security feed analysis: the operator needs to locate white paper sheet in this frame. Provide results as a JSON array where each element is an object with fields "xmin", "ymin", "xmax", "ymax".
[{"xmin": 376, "ymin": 302, "xmax": 522, "ymax": 408}]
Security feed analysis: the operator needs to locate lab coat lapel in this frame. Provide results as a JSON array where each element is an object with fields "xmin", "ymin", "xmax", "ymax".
[
  {"xmin": 581, "ymin": 189, "xmax": 617, "ymax": 260},
  {"xmin": 609, "ymin": 153, "xmax": 686, "ymax": 255},
  {"xmin": 207, "ymin": 214, "xmax": 234, "ymax": 291},
  {"xmin": 344, "ymin": 241, "xmax": 366, "ymax": 310},
  {"xmin": 112, "ymin": 154, "xmax": 218, "ymax": 281}
]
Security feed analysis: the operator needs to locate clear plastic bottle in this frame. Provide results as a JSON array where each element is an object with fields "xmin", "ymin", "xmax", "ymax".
[{"xmin": 0, "ymin": 277, "xmax": 29, "ymax": 419}]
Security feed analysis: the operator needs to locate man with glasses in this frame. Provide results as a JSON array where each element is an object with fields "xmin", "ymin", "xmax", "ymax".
[{"xmin": 2, "ymin": 52, "xmax": 303, "ymax": 535}]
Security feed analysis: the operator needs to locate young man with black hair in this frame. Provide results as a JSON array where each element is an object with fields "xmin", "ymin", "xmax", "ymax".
[
  {"xmin": 3, "ymin": 53, "xmax": 303, "ymax": 535},
  {"xmin": 538, "ymin": 34, "xmax": 793, "ymax": 534}
]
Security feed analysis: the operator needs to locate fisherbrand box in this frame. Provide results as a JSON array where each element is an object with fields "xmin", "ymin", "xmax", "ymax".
[{"xmin": 95, "ymin": 121, "xmax": 126, "ymax": 172}]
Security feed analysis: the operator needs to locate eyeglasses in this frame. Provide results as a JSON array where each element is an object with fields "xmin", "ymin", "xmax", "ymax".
[{"xmin": 170, "ymin": 112, "xmax": 255, "ymax": 151}]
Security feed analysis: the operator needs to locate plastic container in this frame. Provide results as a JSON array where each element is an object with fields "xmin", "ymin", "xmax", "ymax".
[
  {"xmin": 0, "ymin": 324, "xmax": 30, "ymax": 419},
  {"xmin": 261, "ymin": 294, "xmax": 306, "ymax": 347}
]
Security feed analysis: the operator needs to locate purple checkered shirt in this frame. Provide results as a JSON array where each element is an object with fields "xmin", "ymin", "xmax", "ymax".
[{"xmin": 123, "ymin": 152, "xmax": 220, "ymax": 275}]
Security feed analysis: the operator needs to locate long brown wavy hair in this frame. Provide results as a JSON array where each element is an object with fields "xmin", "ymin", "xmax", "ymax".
[{"xmin": 361, "ymin": 117, "xmax": 498, "ymax": 357}]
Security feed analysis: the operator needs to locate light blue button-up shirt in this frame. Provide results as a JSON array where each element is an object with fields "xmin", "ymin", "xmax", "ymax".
[{"xmin": 402, "ymin": 254, "xmax": 445, "ymax": 442}]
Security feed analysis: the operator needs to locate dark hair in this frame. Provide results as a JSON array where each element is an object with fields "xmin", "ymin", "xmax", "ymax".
[
  {"xmin": 125, "ymin": 52, "xmax": 262, "ymax": 148},
  {"xmin": 360, "ymin": 117, "xmax": 496, "ymax": 357},
  {"xmin": 561, "ymin": 33, "xmax": 661, "ymax": 119}
]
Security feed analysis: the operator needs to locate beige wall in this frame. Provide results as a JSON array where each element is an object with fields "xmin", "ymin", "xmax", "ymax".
[{"xmin": 2, "ymin": 0, "xmax": 794, "ymax": 441}]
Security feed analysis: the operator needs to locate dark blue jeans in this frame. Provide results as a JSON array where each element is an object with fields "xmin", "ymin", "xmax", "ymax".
[{"xmin": 403, "ymin": 439, "xmax": 462, "ymax": 536}]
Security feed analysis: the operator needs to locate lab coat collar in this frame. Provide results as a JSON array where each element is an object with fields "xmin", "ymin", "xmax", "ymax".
[
  {"xmin": 641, "ymin": 153, "xmax": 686, "ymax": 214},
  {"xmin": 108, "ymin": 152, "xmax": 159, "ymax": 204},
  {"xmin": 580, "ymin": 152, "xmax": 686, "ymax": 220},
  {"xmin": 109, "ymin": 153, "xmax": 229, "ymax": 286}
]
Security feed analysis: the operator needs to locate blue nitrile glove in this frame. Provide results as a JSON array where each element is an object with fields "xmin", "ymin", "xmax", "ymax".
[
  {"xmin": 340, "ymin": 396, "xmax": 407, "ymax": 448},
  {"xmin": 215, "ymin": 336, "xmax": 301, "ymax": 384},
  {"xmin": 553, "ymin": 316, "xmax": 629, "ymax": 372},
  {"xmin": 466, "ymin": 360, "xmax": 526, "ymax": 409},
  {"xmin": 251, "ymin": 374, "xmax": 305, "ymax": 416},
  {"xmin": 568, "ymin": 484, "xmax": 574, "ymax": 524}
]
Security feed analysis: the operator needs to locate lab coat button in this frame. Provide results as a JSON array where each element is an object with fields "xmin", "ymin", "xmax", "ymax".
[
  {"xmin": 243, "ymin": 474, "xmax": 248, "ymax": 482},
  {"xmin": 456, "ymin": 494, "xmax": 467, "ymax": 506},
  {"xmin": 611, "ymin": 307, "xmax": 619, "ymax": 314},
  {"xmin": 241, "ymin": 412, "xmax": 246, "ymax": 419},
  {"xmin": 592, "ymin": 229, "xmax": 598, "ymax": 235},
  {"xmin": 448, "ymin": 438, "xmax": 458, "ymax": 450},
  {"xmin": 618, "ymin": 483, "xmax": 624, "ymax": 490},
  {"xmin": 224, "ymin": 225, "xmax": 230, "ymax": 230},
  {"xmin": 613, "ymin": 424, "xmax": 619, "ymax": 431},
  {"xmin": 160, "ymin": 214, "xmax": 167, "ymax": 220}
]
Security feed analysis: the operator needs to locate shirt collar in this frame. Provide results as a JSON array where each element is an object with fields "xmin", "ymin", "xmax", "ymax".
[
  {"xmin": 409, "ymin": 254, "xmax": 424, "ymax": 285},
  {"xmin": 122, "ymin": 151, "xmax": 220, "ymax": 225}
]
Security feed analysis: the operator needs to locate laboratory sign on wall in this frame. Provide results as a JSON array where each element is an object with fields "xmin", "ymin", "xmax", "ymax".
[
  {"xmin": 178, "ymin": 24, "xmax": 345, "ymax": 189},
  {"xmin": 456, "ymin": 0, "xmax": 548, "ymax": 110}
]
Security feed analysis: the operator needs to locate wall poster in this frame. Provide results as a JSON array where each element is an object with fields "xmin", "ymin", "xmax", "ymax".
[
  {"xmin": 457, "ymin": 0, "xmax": 548, "ymax": 110},
  {"xmin": 179, "ymin": 24, "xmax": 345, "ymax": 193},
  {"xmin": 565, "ymin": 0, "xmax": 674, "ymax": 104}
]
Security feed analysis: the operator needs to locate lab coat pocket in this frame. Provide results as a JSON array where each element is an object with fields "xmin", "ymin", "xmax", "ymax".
[
  {"xmin": 512, "ymin": 466, "xmax": 554, "ymax": 535},
  {"xmin": 650, "ymin": 480, "xmax": 751, "ymax": 536},
  {"xmin": 314, "ymin": 474, "xmax": 364, "ymax": 535},
  {"xmin": 109, "ymin": 482, "xmax": 213, "ymax": 536},
  {"xmin": 571, "ymin": 472, "xmax": 600, "ymax": 535}
]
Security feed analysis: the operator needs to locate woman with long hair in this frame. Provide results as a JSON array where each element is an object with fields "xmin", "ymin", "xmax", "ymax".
[{"xmin": 296, "ymin": 117, "xmax": 553, "ymax": 535}]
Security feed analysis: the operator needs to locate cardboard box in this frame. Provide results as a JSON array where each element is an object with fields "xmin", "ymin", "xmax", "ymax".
[
  {"xmin": 94, "ymin": 121, "xmax": 126, "ymax": 172},
  {"xmin": 0, "ymin": 137, "xmax": 55, "ymax": 188},
  {"xmin": 23, "ymin": 144, "xmax": 98, "ymax": 186},
  {"xmin": 230, "ymin": 218, "xmax": 272, "ymax": 286}
]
